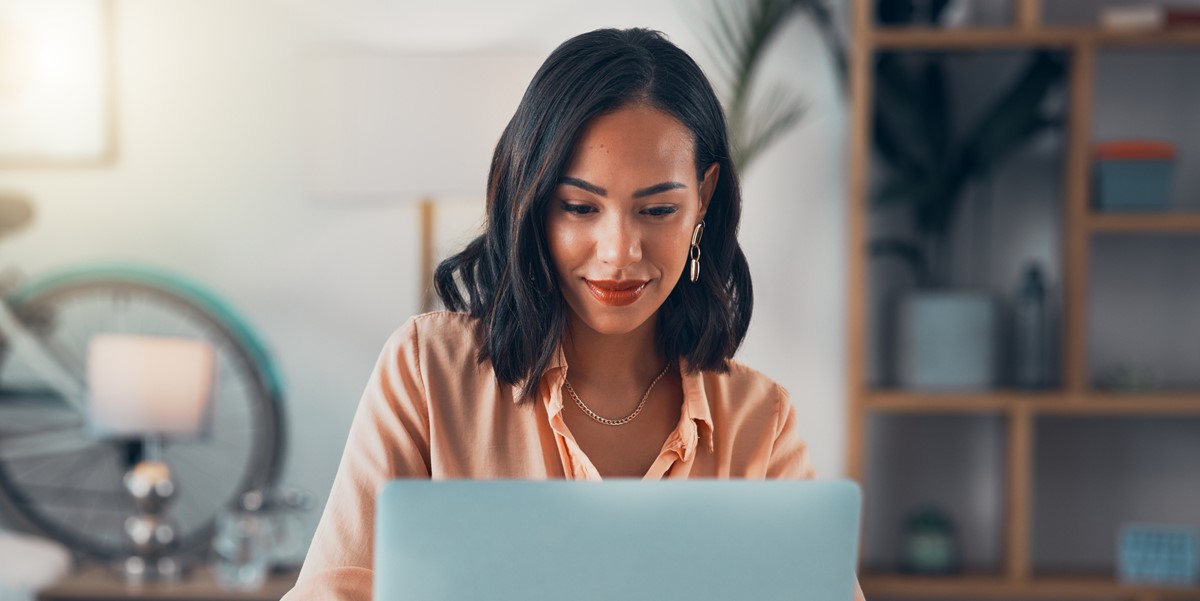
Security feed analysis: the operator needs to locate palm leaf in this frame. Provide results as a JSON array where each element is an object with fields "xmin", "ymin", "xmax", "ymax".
[
  {"xmin": 698, "ymin": 0, "xmax": 823, "ymax": 173},
  {"xmin": 961, "ymin": 52, "xmax": 1065, "ymax": 175},
  {"xmin": 736, "ymin": 84, "xmax": 808, "ymax": 168},
  {"xmin": 870, "ymin": 238, "xmax": 930, "ymax": 286},
  {"xmin": 800, "ymin": 0, "xmax": 849, "ymax": 93},
  {"xmin": 874, "ymin": 53, "xmax": 938, "ymax": 175},
  {"xmin": 693, "ymin": 0, "xmax": 850, "ymax": 172},
  {"xmin": 710, "ymin": 0, "xmax": 797, "ymax": 122}
]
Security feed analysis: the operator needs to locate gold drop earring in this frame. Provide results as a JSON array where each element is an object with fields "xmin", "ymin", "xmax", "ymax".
[{"xmin": 689, "ymin": 221, "xmax": 705, "ymax": 283}]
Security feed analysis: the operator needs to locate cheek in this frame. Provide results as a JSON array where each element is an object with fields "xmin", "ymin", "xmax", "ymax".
[
  {"xmin": 546, "ymin": 217, "xmax": 583, "ymax": 273},
  {"xmin": 653, "ymin": 225, "xmax": 693, "ymax": 267}
]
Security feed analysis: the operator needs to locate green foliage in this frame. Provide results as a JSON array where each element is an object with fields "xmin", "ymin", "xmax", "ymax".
[
  {"xmin": 872, "ymin": 50, "xmax": 1066, "ymax": 285},
  {"xmin": 700, "ymin": 0, "xmax": 848, "ymax": 172}
]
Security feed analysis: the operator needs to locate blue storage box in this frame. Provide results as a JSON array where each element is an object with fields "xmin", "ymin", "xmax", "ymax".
[
  {"xmin": 1094, "ymin": 140, "xmax": 1176, "ymax": 211},
  {"xmin": 1118, "ymin": 524, "xmax": 1199, "ymax": 586}
]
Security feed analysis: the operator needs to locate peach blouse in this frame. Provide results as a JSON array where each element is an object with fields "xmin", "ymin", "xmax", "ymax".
[{"xmin": 282, "ymin": 312, "xmax": 864, "ymax": 600}]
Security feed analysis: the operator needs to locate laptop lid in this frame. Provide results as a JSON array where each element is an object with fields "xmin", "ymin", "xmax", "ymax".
[{"xmin": 374, "ymin": 479, "xmax": 862, "ymax": 601}]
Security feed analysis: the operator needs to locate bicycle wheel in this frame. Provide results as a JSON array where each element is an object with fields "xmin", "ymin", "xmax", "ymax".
[{"xmin": 0, "ymin": 263, "xmax": 286, "ymax": 561}]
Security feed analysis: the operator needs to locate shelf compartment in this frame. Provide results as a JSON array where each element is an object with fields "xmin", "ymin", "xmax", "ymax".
[
  {"xmin": 1091, "ymin": 48, "xmax": 1200, "ymax": 215},
  {"xmin": 866, "ymin": 391, "xmax": 1200, "ymax": 415},
  {"xmin": 863, "ymin": 414, "xmax": 1008, "ymax": 575},
  {"xmin": 860, "ymin": 572, "xmax": 1009, "ymax": 599},
  {"xmin": 1032, "ymin": 416, "xmax": 1200, "ymax": 577},
  {"xmin": 872, "ymin": 27, "xmax": 1080, "ymax": 49},
  {"xmin": 864, "ymin": 46, "xmax": 1069, "ymax": 390},
  {"xmin": 1041, "ymin": 393, "xmax": 1200, "ymax": 415},
  {"xmin": 1089, "ymin": 212, "xmax": 1200, "ymax": 234},
  {"xmin": 865, "ymin": 391, "xmax": 1064, "ymax": 413},
  {"xmin": 862, "ymin": 571, "xmax": 1200, "ymax": 599},
  {"xmin": 872, "ymin": 27, "xmax": 1200, "ymax": 50},
  {"xmin": 1088, "ymin": 235, "xmax": 1200, "ymax": 391}
]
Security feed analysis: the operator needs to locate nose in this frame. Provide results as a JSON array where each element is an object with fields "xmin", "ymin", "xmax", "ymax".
[{"xmin": 595, "ymin": 213, "xmax": 642, "ymax": 270}]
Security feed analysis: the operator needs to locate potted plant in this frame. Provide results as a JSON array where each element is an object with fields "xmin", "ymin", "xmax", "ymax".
[{"xmin": 871, "ymin": 5, "xmax": 1066, "ymax": 390}]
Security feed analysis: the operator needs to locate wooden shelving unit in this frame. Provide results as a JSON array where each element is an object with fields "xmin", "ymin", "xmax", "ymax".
[
  {"xmin": 845, "ymin": 1, "xmax": 1200, "ymax": 599},
  {"xmin": 872, "ymin": 26, "xmax": 1200, "ymax": 49},
  {"xmin": 866, "ymin": 391, "xmax": 1200, "ymax": 416},
  {"xmin": 1089, "ymin": 213, "xmax": 1200, "ymax": 234},
  {"xmin": 862, "ymin": 571, "xmax": 1200, "ymax": 600}
]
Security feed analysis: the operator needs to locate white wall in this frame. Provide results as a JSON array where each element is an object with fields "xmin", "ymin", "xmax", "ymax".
[{"xmin": 0, "ymin": 0, "xmax": 848, "ymax": 550}]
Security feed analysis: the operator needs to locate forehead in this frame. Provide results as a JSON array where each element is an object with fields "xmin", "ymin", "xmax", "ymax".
[{"xmin": 564, "ymin": 104, "xmax": 696, "ymax": 179}]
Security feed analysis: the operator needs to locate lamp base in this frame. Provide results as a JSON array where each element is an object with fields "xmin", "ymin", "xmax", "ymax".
[
  {"xmin": 117, "ymin": 456, "xmax": 188, "ymax": 584},
  {"xmin": 112, "ymin": 554, "xmax": 188, "ymax": 584}
]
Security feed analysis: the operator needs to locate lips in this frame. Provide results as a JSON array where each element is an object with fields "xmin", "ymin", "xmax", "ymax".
[{"xmin": 584, "ymin": 279, "xmax": 648, "ymax": 306}]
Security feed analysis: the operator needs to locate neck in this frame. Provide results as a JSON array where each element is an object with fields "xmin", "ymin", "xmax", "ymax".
[{"xmin": 561, "ymin": 313, "xmax": 668, "ymax": 388}]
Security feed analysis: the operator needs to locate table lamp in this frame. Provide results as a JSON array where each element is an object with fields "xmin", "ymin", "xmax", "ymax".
[
  {"xmin": 86, "ymin": 334, "xmax": 216, "ymax": 582},
  {"xmin": 303, "ymin": 53, "xmax": 542, "ymax": 310}
]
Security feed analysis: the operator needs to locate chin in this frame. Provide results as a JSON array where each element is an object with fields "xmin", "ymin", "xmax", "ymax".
[
  {"xmin": 565, "ymin": 298, "xmax": 662, "ymax": 336},
  {"xmin": 576, "ymin": 312, "xmax": 654, "ymax": 336}
]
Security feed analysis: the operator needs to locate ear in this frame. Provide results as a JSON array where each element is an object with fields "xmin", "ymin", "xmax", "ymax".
[{"xmin": 698, "ymin": 162, "xmax": 720, "ymax": 221}]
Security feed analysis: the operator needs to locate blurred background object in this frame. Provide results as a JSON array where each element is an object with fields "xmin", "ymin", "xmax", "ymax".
[
  {"xmin": 0, "ymin": 531, "xmax": 70, "ymax": 601},
  {"xmin": 210, "ymin": 486, "xmax": 311, "ymax": 593},
  {"xmin": 0, "ymin": 262, "xmax": 286, "ymax": 570},
  {"xmin": 851, "ymin": 1, "xmax": 1200, "ymax": 600},
  {"xmin": 697, "ymin": 0, "xmax": 848, "ymax": 172},
  {"xmin": 85, "ymin": 334, "xmax": 215, "ymax": 582},
  {"xmin": 301, "ymin": 52, "xmax": 539, "ymax": 310},
  {"xmin": 0, "ymin": 0, "xmax": 114, "ymax": 166},
  {"xmin": 1118, "ymin": 523, "xmax": 1199, "ymax": 587},
  {"xmin": 0, "ymin": 193, "xmax": 33, "ymax": 238},
  {"xmin": 900, "ymin": 505, "xmax": 960, "ymax": 575}
]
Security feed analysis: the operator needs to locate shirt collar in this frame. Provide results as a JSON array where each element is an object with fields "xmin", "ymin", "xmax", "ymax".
[
  {"xmin": 679, "ymin": 359, "xmax": 715, "ymax": 454},
  {"xmin": 510, "ymin": 344, "xmax": 568, "ymax": 407},
  {"xmin": 516, "ymin": 348, "xmax": 715, "ymax": 456}
]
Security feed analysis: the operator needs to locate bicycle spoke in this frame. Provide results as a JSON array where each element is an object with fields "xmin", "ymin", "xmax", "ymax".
[
  {"xmin": 22, "ymin": 485, "xmax": 127, "ymax": 509},
  {"xmin": 171, "ymin": 452, "xmax": 243, "ymax": 489},
  {"xmin": 0, "ymin": 426, "xmax": 97, "ymax": 461}
]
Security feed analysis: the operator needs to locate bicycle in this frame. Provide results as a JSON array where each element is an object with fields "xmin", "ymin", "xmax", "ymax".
[{"xmin": 0, "ymin": 193, "xmax": 287, "ymax": 563}]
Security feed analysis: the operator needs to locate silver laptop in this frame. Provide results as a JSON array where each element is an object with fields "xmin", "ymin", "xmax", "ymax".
[{"xmin": 373, "ymin": 479, "xmax": 862, "ymax": 600}]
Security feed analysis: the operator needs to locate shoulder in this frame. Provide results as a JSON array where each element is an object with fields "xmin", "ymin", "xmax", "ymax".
[
  {"xmin": 384, "ymin": 311, "xmax": 487, "ymax": 375},
  {"xmin": 698, "ymin": 358, "xmax": 789, "ymax": 416},
  {"xmin": 407, "ymin": 310, "xmax": 484, "ymax": 340}
]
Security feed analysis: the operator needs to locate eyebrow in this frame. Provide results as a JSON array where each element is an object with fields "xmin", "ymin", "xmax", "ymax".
[{"xmin": 558, "ymin": 177, "xmax": 687, "ymax": 198}]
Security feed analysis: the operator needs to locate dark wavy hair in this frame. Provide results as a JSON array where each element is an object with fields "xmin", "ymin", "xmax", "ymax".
[{"xmin": 434, "ymin": 27, "xmax": 752, "ymax": 401}]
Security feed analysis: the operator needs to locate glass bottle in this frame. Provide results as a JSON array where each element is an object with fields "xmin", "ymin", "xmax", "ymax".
[
  {"xmin": 1014, "ymin": 263, "xmax": 1048, "ymax": 389},
  {"xmin": 211, "ymin": 491, "xmax": 271, "ymax": 591}
]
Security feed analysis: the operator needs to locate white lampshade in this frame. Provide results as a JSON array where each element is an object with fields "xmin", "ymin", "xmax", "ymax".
[
  {"xmin": 303, "ymin": 53, "xmax": 543, "ymax": 204},
  {"xmin": 86, "ymin": 334, "xmax": 215, "ymax": 437}
]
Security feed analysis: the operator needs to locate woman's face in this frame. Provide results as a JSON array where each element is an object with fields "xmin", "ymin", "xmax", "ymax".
[{"xmin": 546, "ymin": 104, "xmax": 719, "ymax": 337}]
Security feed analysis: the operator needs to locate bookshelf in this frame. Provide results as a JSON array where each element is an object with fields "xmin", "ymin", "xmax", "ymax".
[{"xmin": 845, "ymin": 1, "xmax": 1200, "ymax": 599}]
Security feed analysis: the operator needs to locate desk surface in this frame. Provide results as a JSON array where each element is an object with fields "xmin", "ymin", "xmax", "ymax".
[{"xmin": 37, "ymin": 566, "xmax": 298, "ymax": 601}]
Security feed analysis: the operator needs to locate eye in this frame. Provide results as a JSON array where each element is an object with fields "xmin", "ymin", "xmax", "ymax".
[
  {"xmin": 559, "ymin": 201, "xmax": 596, "ymax": 215},
  {"xmin": 642, "ymin": 205, "xmax": 678, "ymax": 217}
]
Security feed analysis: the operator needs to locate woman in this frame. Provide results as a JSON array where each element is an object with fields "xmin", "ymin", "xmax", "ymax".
[{"xmin": 284, "ymin": 28, "xmax": 864, "ymax": 600}]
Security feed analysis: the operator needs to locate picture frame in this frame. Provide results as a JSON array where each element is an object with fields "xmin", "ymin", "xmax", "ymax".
[{"xmin": 0, "ymin": 0, "xmax": 116, "ymax": 166}]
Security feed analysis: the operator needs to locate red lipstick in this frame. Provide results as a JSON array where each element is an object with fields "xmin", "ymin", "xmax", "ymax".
[{"xmin": 585, "ymin": 279, "xmax": 648, "ymax": 306}]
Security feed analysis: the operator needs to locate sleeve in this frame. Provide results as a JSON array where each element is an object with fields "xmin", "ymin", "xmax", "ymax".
[
  {"xmin": 765, "ymin": 386, "xmax": 868, "ymax": 601},
  {"xmin": 281, "ymin": 318, "xmax": 432, "ymax": 601},
  {"xmin": 764, "ymin": 385, "xmax": 817, "ymax": 480}
]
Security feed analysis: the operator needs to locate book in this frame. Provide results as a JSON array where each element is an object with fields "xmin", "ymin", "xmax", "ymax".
[
  {"xmin": 1167, "ymin": 7, "xmax": 1200, "ymax": 26},
  {"xmin": 1100, "ymin": 5, "xmax": 1166, "ymax": 30},
  {"xmin": 1099, "ymin": 4, "xmax": 1200, "ymax": 30}
]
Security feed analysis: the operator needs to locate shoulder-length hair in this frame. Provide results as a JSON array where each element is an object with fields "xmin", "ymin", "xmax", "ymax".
[{"xmin": 434, "ymin": 27, "xmax": 752, "ymax": 401}]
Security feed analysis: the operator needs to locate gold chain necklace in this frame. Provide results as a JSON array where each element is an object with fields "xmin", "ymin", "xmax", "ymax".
[{"xmin": 564, "ymin": 362, "xmax": 672, "ymax": 427}]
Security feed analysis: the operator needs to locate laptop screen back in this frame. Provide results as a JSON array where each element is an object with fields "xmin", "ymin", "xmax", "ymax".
[{"xmin": 374, "ymin": 479, "xmax": 861, "ymax": 601}]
